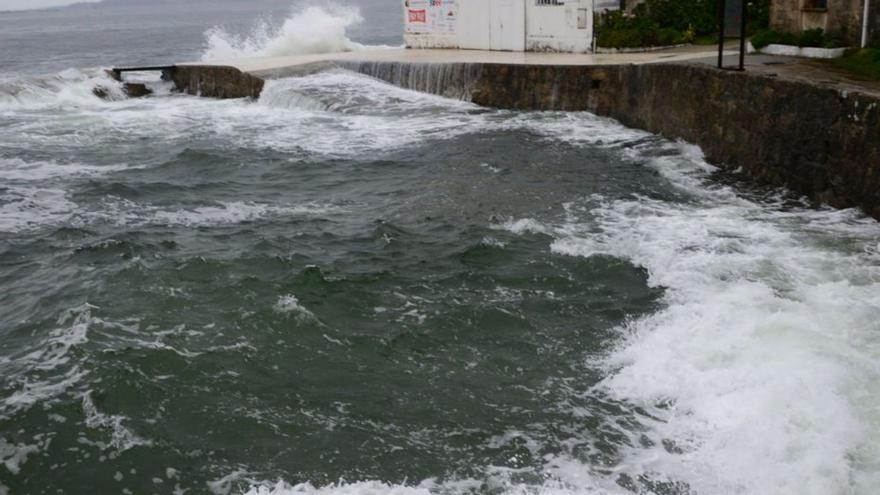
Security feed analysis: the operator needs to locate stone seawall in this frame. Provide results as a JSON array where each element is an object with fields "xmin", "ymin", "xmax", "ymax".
[
  {"xmin": 345, "ymin": 61, "xmax": 880, "ymax": 219},
  {"xmin": 169, "ymin": 65, "xmax": 264, "ymax": 99},
  {"xmin": 172, "ymin": 61, "xmax": 880, "ymax": 219}
]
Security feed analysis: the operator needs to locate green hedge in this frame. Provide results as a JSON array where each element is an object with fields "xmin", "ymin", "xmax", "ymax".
[
  {"xmin": 596, "ymin": 10, "xmax": 694, "ymax": 48},
  {"xmin": 597, "ymin": 0, "xmax": 771, "ymax": 49}
]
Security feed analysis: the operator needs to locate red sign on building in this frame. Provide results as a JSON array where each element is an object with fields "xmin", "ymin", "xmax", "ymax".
[{"xmin": 408, "ymin": 9, "xmax": 427, "ymax": 23}]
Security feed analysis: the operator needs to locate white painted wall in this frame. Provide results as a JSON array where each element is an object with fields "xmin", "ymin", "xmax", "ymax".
[
  {"xmin": 491, "ymin": 0, "xmax": 527, "ymax": 51},
  {"xmin": 404, "ymin": 0, "xmax": 593, "ymax": 53},
  {"xmin": 403, "ymin": 0, "xmax": 459, "ymax": 49},
  {"xmin": 526, "ymin": 0, "xmax": 593, "ymax": 53},
  {"xmin": 457, "ymin": 0, "xmax": 490, "ymax": 49}
]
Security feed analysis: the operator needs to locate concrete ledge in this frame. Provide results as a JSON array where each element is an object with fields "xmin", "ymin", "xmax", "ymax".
[
  {"xmin": 169, "ymin": 65, "xmax": 264, "ymax": 99},
  {"xmin": 595, "ymin": 43, "xmax": 690, "ymax": 54},
  {"xmin": 759, "ymin": 44, "xmax": 847, "ymax": 59}
]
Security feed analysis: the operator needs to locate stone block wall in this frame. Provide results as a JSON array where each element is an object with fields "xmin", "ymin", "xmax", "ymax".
[
  {"xmin": 771, "ymin": 0, "xmax": 803, "ymax": 33},
  {"xmin": 771, "ymin": 0, "xmax": 868, "ymax": 45},
  {"xmin": 169, "ymin": 66, "xmax": 264, "ymax": 99},
  {"xmin": 349, "ymin": 61, "xmax": 880, "ymax": 219}
]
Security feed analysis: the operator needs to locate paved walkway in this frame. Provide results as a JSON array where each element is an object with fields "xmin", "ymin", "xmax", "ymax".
[
  {"xmin": 185, "ymin": 44, "xmax": 880, "ymax": 98},
  {"xmin": 689, "ymin": 51, "xmax": 880, "ymax": 97},
  {"xmin": 184, "ymin": 45, "xmax": 740, "ymax": 75}
]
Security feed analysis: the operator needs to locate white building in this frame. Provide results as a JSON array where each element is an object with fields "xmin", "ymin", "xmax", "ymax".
[{"xmin": 403, "ymin": 0, "xmax": 606, "ymax": 53}]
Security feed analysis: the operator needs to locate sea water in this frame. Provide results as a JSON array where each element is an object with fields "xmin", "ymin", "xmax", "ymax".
[{"xmin": 1, "ymin": 2, "xmax": 879, "ymax": 494}]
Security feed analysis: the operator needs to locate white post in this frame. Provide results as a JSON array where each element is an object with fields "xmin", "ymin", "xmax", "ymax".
[{"xmin": 863, "ymin": 0, "xmax": 872, "ymax": 48}]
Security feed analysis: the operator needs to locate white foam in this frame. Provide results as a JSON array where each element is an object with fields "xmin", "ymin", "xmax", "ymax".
[
  {"xmin": 273, "ymin": 294, "xmax": 318, "ymax": 324},
  {"xmin": 0, "ymin": 158, "xmax": 138, "ymax": 234},
  {"xmin": 253, "ymin": 71, "xmax": 646, "ymax": 156},
  {"xmin": 238, "ymin": 472, "xmax": 619, "ymax": 495},
  {"xmin": 148, "ymin": 201, "xmax": 344, "ymax": 227},
  {"xmin": 82, "ymin": 392, "xmax": 151, "ymax": 453},
  {"xmin": 501, "ymin": 144, "xmax": 880, "ymax": 494},
  {"xmin": 0, "ymin": 304, "xmax": 97, "ymax": 418},
  {"xmin": 0, "ymin": 439, "xmax": 40, "ymax": 475},
  {"xmin": 85, "ymin": 199, "xmax": 346, "ymax": 229},
  {"xmin": 0, "ymin": 157, "xmax": 130, "ymax": 182},
  {"xmin": 1, "ymin": 68, "xmax": 640, "ymax": 170},
  {"xmin": 243, "ymin": 481, "xmax": 434, "ymax": 495},
  {"xmin": 499, "ymin": 218, "xmax": 553, "ymax": 236},
  {"xmin": 0, "ymin": 68, "xmax": 124, "ymax": 110},
  {"xmin": 0, "ymin": 186, "xmax": 78, "ymax": 234},
  {"xmin": 201, "ymin": 5, "xmax": 394, "ymax": 61}
]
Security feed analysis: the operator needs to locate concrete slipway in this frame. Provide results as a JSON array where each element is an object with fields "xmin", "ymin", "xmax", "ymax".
[{"xmin": 154, "ymin": 46, "xmax": 880, "ymax": 220}]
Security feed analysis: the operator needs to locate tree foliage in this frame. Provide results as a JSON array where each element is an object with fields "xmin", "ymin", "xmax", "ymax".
[{"xmin": 596, "ymin": 0, "xmax": 771, "ymax": 49}]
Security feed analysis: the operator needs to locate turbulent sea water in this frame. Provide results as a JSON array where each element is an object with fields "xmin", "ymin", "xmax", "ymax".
[{"xmin": 2, "ymin": 2, "xmax": 880, "ymax": 495}]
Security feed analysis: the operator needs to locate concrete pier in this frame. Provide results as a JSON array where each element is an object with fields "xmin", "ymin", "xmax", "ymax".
[{"xmin": 163, "ymin": 47, "xmax": 880, "ymax": 220}]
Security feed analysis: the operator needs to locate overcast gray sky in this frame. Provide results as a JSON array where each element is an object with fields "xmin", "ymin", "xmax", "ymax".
[
  {"xmin": 1, "ymin": 0, "xmax": 622, "ymax": 13},
  {"xmin": 0, "ymin": 0, "xmax": 101, "ymax": 11}
]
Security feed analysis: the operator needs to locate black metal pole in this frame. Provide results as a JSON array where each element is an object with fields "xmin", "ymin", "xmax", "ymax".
[
  {"xmin": 717, "ymin": 0, "xmax": 726, "ymax": 69},
  {"xmin": 739, "ymin": 0, "xmax": 748, "ymax": 70}
]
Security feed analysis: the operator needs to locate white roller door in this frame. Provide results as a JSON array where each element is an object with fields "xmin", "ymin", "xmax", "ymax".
[{"xmin": 458, "ymin": 0, "xmax": 525, "ymax": 51}]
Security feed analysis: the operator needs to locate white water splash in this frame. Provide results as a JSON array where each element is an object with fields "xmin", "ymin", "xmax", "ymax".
[
  {"xmin": 201, "ymin": 5, "xmax": 388, "ymax": 61},
  {"xmin": 0, "ymin": 68, "xmax": 124, "ymax": 109}
]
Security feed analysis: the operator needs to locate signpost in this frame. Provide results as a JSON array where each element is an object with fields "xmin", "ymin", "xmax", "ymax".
[{"xmin": 717, "ymin": 0, "xmax": 748, "ymax": 70}]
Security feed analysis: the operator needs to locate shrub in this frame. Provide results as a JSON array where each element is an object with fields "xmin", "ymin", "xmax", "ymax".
[
  {"xmin": 597, "ymin": 0, "xmax": 771, "ymax": 49},
  {"xmin": 747, "ymin": 0, "xmax": 771, "ymax": 33},
  {"xmin": 750, "ymin": 29, "xmax": 779, "ymax": 49},
  {"xmin": 822, "ymin": 31, "xmax": 848, "ymax": 48},
  {"xmin": 777, "ymin": 31, "xmax": 800, "ymax": 45},
  {"xmin": 657, "ymin": 27, "xmax": 683, "ymax": 45},
  {"xmin": 681, "ymin": 26, "xmax": 697, "ymax": 44},
  {"xmin": 798, "ymin": 28, "xmax": 825, "ymax": 47}
]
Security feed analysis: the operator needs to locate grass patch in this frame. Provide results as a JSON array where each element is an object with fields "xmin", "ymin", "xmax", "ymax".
[
  {"xmin": 829, "ymin": 48, "xmax": 880, "ymax": 80},
  {"xmin": 693, "ymin": 34, "xmax": 718, "ymax": 45}
]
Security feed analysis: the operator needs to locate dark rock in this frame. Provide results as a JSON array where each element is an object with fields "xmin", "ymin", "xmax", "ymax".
[
  {"xmin": 167, "ymin": 65, "xmax": 264, "ymax": 99},
  {"xmin": 92, "ymin": 86, "xmax": 111, "ymax": 99},
  {"xmin": 123, "ymin": 82, "xmax": 152, "ymax": 98},
  {"xmin": 105, "ymin": 68, "xmax": 122, "ymax": 81}
]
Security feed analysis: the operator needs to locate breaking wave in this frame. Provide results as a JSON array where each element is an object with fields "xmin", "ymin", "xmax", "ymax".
[
  {"xmin": 201, "ymin": 5, "xmax": 392, "ymax": 61},
  {"xmin": 501, "ymin": 144, "xmax": 880, "ymax": 494},
  {"xmin": 0, "ymin": 69, "xmax": 123, "ymax": 109}
]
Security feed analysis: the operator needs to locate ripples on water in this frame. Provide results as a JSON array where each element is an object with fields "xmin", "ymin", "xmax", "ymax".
[{"xmin": 1, "ymin": 62, "xmax": 879, "ymax": 495}]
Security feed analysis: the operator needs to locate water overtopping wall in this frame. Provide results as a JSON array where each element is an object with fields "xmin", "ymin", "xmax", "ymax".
[{"xmin": 172, "ymin": 62, "xmax": 880, "ymax": 219}]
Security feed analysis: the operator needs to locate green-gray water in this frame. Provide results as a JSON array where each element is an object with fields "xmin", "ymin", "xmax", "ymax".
[{"xmin": 2, "ymin": 3, "xmax": 880, "ymax": 495}]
